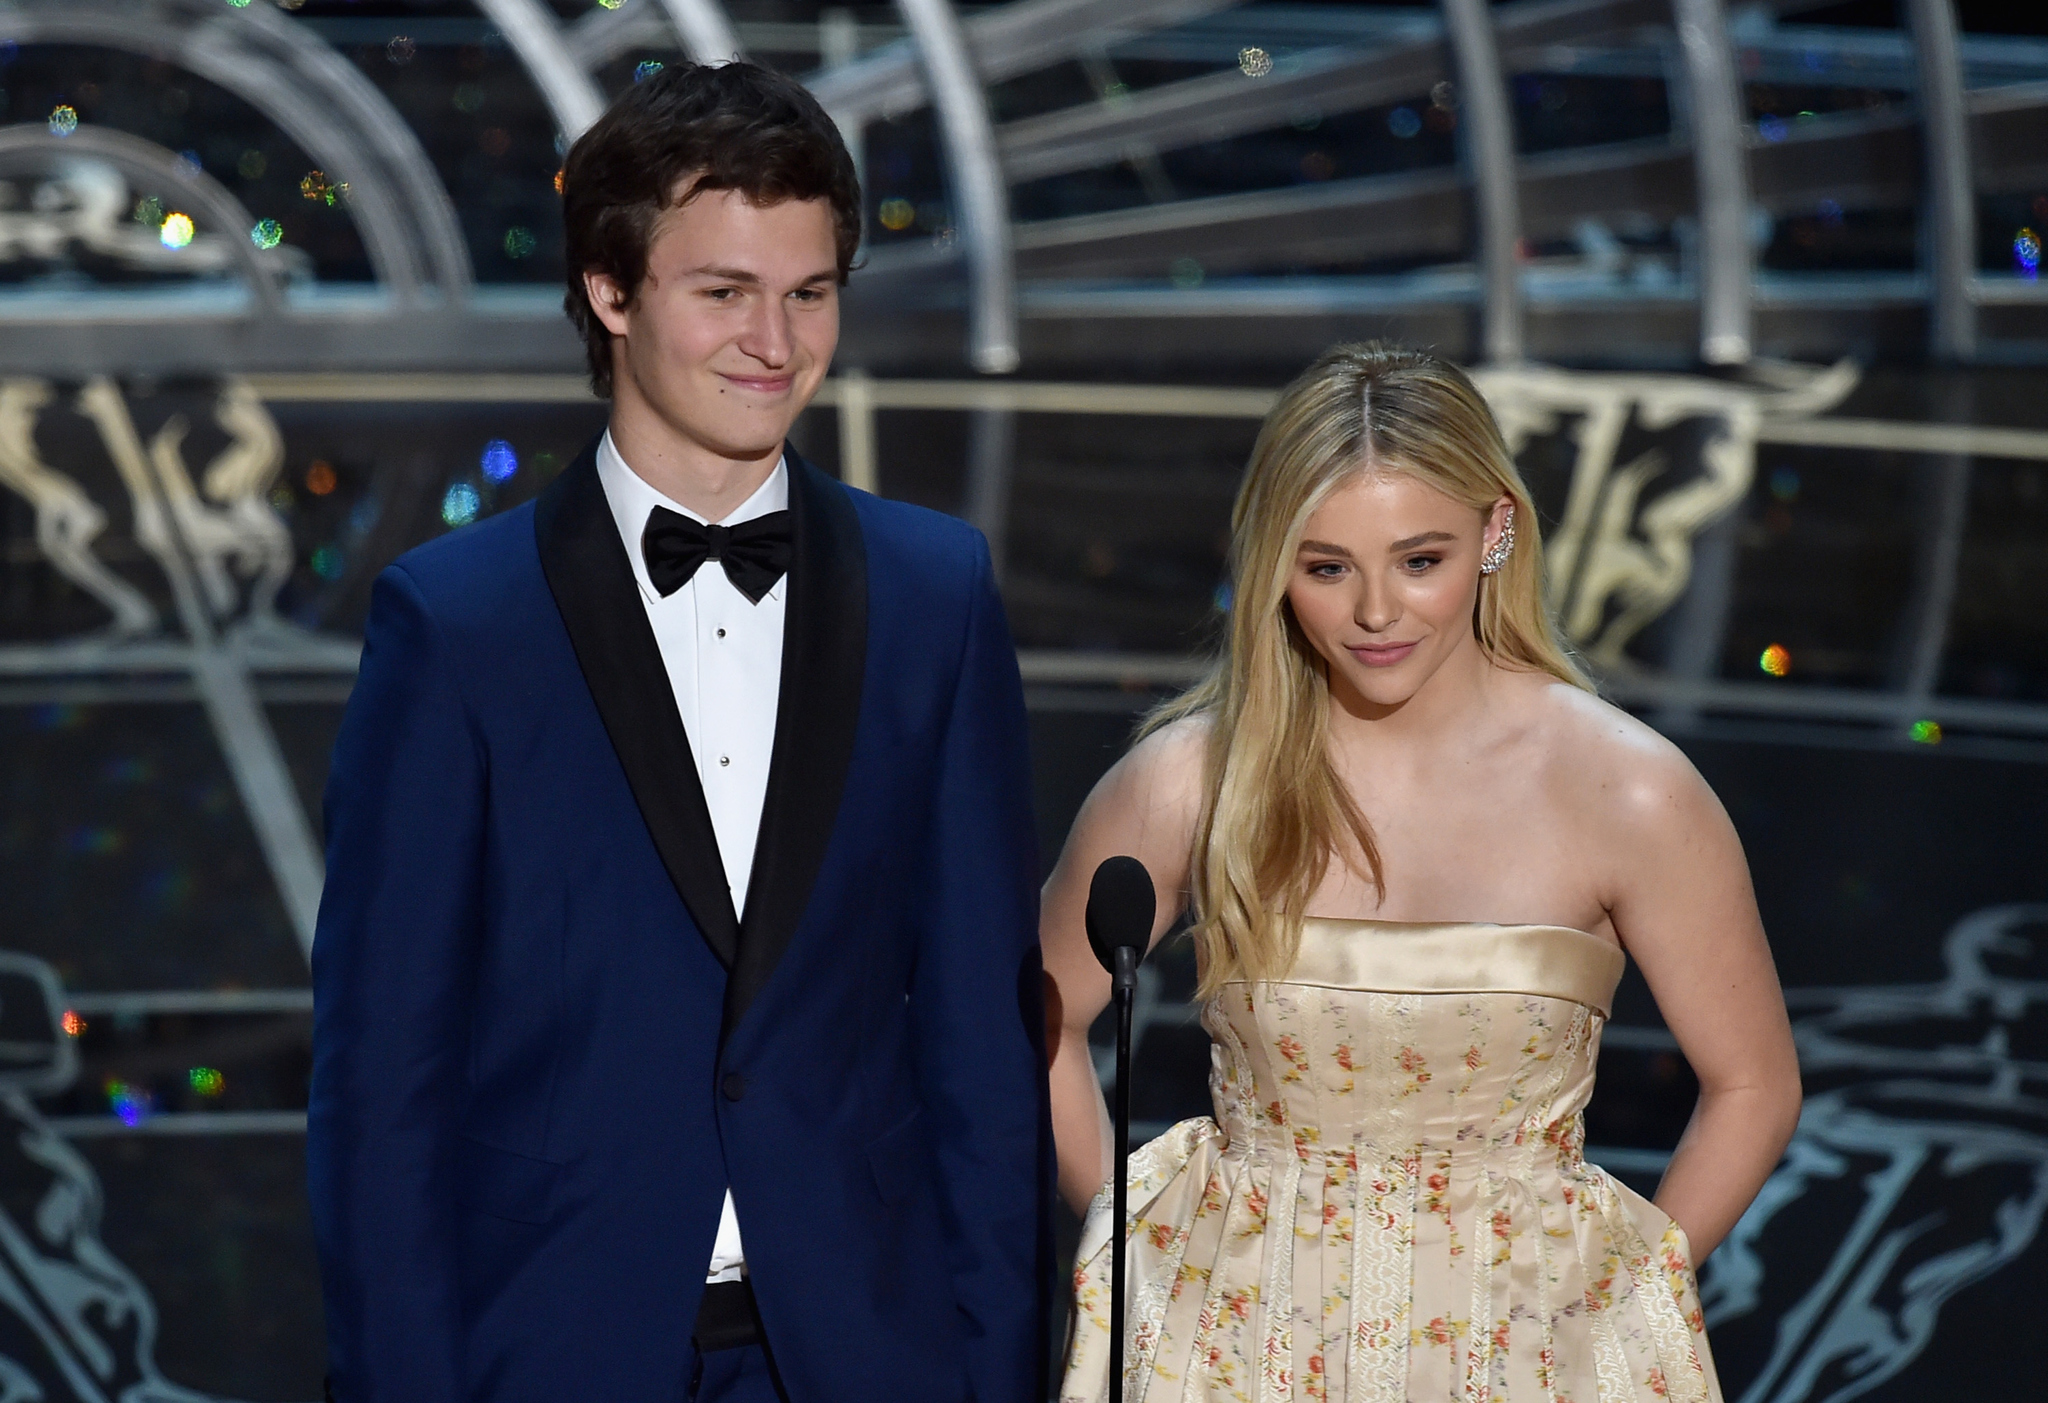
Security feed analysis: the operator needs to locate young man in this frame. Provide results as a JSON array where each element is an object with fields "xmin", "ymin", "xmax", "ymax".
[{"xmin": 308, "ymin": 63, "xmax": 1050, "ymax": 1403}]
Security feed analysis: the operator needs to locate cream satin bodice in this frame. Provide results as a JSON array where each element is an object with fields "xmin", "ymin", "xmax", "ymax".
[{"xmin": 1206, "ymin": 920, "xmax": 1626, "ymax": 1167}]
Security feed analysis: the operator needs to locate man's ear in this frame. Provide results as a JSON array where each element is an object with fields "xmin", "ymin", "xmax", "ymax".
[{"xmin": 583, "ymin": 270, "xmax": 632, "ymax": 337}]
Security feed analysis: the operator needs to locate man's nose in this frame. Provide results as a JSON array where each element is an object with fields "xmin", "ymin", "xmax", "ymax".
[{"xmin": 737, "ymin": 296, "xmax": 793, "ymax": 368}]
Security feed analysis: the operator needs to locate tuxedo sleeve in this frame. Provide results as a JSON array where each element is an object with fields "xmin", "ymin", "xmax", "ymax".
[
  {"xmin": 911, "ymin": 536, "xmax": 1051, "ymax": 1402},
  {"xmin": 307, "ymin": 564, "xmax": 484, "ymax": 1402}
]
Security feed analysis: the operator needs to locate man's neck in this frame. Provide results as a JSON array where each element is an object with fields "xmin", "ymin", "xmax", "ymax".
[{"xmin": 607, "ymin": 406, "xmax": 781, "ymax": 524}]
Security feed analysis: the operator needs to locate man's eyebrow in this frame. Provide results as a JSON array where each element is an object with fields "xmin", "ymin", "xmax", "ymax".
[
  {"xmin": 684, "ymin": 266, "xmax": 765, "ymax": 284},
  {"xmin": 1297, "ymin": 538, "xmax": 1354, "ymax": 558},
  {"xmin": 1389, "ymin": 531, "xmax": 1456, "ymax": 551}
]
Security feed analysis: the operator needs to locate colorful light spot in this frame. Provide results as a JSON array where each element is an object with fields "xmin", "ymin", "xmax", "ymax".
[
  {"xmin": 554, "ymin": 167, "xmax": 565, "ymax": 196},
  {"xmin": 251, "ymin": 218, "xmax": 283, "ymax": 250},
  {"xmin": 1769, "ymin": 467, "xmax": 1800, "ymax": 502},
  {"xmin": 61, "ymin": 1010, "xmax": 85, "ymax": 1038},
  {"xmin": 2015, "ymin": 227, "xmax": 2041, "ymax": 278},
  {"xmin": 635, "ymin": 60, "xmax": 665, "ymax": 83},
  {"xmin": 481, "ymin": 439, "xmax": 518, "ymax": 482},
  {"xmin": 1909, "ymin": 719, "xmax": 1942, "ymax": 745},
  {"xmin": 106, "ymin": 1079, "xmax": 154, "ymax": 1127},
  {"xmin": 1237, "ymin": 47, "xmax": 1272, "ymax": 79},
  {"xmin": 1758, "ymin": 114, "xmax": 1787, "ymax": 143},
  {"xmin": 189, "ymin": 1067, "xmax": 225, "ymax": 1097},
  {"xmin": 159, "ymin": 213, "xmax": 195, "ymax": 249},
  {"xmin": 1759, "ymin": 643, "xmax": 1791, "ymax": 677},
  {"xmin": 453, "ymin": 83, "xmax": 485, "ymax": 114},
  {"xmin": 48, "ymin": 104, "xmax": 78, "ymax": 138},
  {"xmin": 226, "ymin": 0, "xmax": 253, "ymax": 8},
  {"xmin": 300, "ymin": 170, "xmax": 331, "ymax": 202},
  {"xmin": 878, "ymin": 198, "xmax": 915, "ymax": 232},
  {"xmin": 133, "ymin": 195, "xmax": 163, "ymax": 227},
  {"xmin": 503, "ymin": 226, "xmax": 537, "ymax": 259},
  {"xmin": 387, "ymin": 35, "xmax": 416, "ymax": 66},
  {"xmin": 598, "ymin": 0, "xmax": 625, "ymax": 8},
  {"xmin": 311, "ymin": 545, "xmax": 344, "ymax": 580},
  {"xmin": 1170, "ymin": 257, "xmax": 1204, "ymax": 289},
  {"xmin": 1388, "ymin": 106, "xmax": 1422, "ymax": 139},
  {"xmin": 442, "ymin": 482, "xmax": 481, "ymax": 527},
  {"xmin": 305, "ymin": 460, "xmax": 337, "ymax": 495}
]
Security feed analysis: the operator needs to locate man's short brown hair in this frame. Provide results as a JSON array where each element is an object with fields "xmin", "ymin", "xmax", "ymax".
[{"xmin": 559, "ymin": 62, "xmax": 862, "ymax": 397}]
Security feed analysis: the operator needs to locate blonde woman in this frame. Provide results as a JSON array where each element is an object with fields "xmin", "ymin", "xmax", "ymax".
[{"xmin": 1045, "ymin": 343, "xmax": 1799, "ymax": 1403}]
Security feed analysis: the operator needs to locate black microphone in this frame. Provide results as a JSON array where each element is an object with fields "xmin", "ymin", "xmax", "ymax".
[
  {"xmin": 1086, "ymin": 854, "xmax": 1155, "ymax": 995},
  {"xmin": 1084, "ymin": 854, "xmax": 1154, "ymax": 1403}
]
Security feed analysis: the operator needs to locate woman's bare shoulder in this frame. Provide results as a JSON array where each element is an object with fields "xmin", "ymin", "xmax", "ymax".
[
  {"xmin": 1517, "ymin": 678, "xmax": 1726, "ymax": 840},
  {"xmin": 1100, "ymin": 712, "xmax": 1210, "ymax": 821}
]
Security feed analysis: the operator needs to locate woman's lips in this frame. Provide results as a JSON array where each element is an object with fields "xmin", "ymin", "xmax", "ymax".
[{"xmin": 1348, "ymin": 640, "xmax": 1419, "ymax": 667}]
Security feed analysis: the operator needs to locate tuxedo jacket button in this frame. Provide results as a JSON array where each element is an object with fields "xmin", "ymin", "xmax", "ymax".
[{"xmin": 721, "ymin": 1072, "xmax": 746, "ymax": 1101}]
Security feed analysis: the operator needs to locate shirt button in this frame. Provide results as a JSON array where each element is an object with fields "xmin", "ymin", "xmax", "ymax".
[
  {"xmin": 722, "ymin": 1072, "xmax": 746, "ymax": 1101},
  {"xmin": 719, "ymin": 756, "xmax": 730, "ymax": 767}
]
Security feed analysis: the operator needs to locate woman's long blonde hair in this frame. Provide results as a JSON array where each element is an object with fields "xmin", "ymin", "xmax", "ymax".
[{"xmin": 1152, "ymin": 342, "xmax": 1592, "ymax": 996}]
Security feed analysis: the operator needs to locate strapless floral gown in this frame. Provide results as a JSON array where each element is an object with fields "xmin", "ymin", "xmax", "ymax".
[{"xmin": 1063, "ymin": 920, "xmax": 1720, "ymax": 1403}]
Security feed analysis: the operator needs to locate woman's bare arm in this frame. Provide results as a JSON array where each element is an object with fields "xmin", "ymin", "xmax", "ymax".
[
  {"xmin": 1595, "ymin": 725, "xmax": 1802, "ymax": 1259},
  {"xmin": 1041, "ymin": 719, "xmax": 1206, "ymax": 1215}
]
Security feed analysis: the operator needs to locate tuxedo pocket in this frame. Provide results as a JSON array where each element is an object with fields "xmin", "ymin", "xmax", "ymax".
[
  {"xmin": 456, "ymin": 1136, "xmax": 564, "ymax": 1225},
  {"xmin": 865, "ymin": 1107, "xmax": 927, "ymax": 1207}
]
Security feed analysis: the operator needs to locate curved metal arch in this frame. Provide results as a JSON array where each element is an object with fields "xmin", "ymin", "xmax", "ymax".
[
  {"xmin": 0, "ymin": 124, "xmax": 287, "ymax": 315},
  {"xmin": 0, "ymin": 0, "xmax": 472, "ymax": 303},
  {"xmin": 656, "ymin": 0, "xmax": 746, "ymax": 65},
  {"xmin": 1670, "ymin": 0, "xmax": 1752, "ymax": 364},
  {"xmin": 473, "ymin": 0, "xmax": 607, "ymax": 141},
  {"xmin": 1441, "ymin": 0, "xmax": 1525, "ymax": 364},
  {"xmin": 894, "ymin": 0, "xmax": 1019, "ymax": 374},
  {"xmin": 1907, "ymin": 0, "xmax": 1976, "ymax": 361}
]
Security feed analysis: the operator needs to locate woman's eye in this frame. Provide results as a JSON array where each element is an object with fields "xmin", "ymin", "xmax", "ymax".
[
  {"xmin": 1402, "ymin": 555, "xmax": 1441, "ymax": 572},
  {"xmin": 1306, "ymin": 561, "xmax": 1346, "ymax": 578}
]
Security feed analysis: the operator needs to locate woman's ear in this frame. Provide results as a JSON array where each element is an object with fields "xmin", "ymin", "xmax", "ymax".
[{"xmin": 1481, "ymin": 495, "xmax": 1515, "ymax": 556}]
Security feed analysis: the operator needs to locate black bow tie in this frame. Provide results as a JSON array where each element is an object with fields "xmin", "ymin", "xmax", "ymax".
[{"xmin": 641, "ymin": 507, "xmax": 792, "ymax": 604}]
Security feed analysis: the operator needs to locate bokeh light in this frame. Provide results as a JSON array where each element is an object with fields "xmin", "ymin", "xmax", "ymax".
[
  {"xmin": 133, "ymin": 195, "xmax": 163, "ymax": 227},
  {"xmin": 1237, "ymin": 47, "xmax": 1272, "ymax": 79},
  {"xmin": 189, "ymin": 1067, "xmax": 225, "ymax": 1097},
  {"xmin": 1769, "ymin": 467, "xmax": 1801, "ymax": 502},
  {"xmin": 1759, "ymin": 643, "xmax": 1792, "ymax": 677},
  {"xmin": 1388, "ymin": 106, "xmax": 1422, "ymax": 139},
  {"xmin": 251, "ymin": 218, "xmax": 283, "ymax": 250},
  {"xmin": 387, "ymin": 36, "xmax": 416, "ymax": 66},
  {"xmin": 2015, "ymin": 227, "xmax": 2041, "ymax": 278},
  {"xmin": 1170, "ymin": 257, "xmax": 1204, "ymax": 289},
  {"xmin": 442, "ymin": 483, "xmax": 481, "ymax": 527},
  {"xmin": 48, "ymin": 104, "xmax": 78, "ymax": 138},
  {"xmin": 238, "ymin": 148, "xmax": 267, "ymax": 179},
  {"xmin": 311, "ymin": 545, "xmax": 344, "ymax": 580},
  {"xmin": 106, "ymin": 1079, "xmax": 154, "ymax": 1127},
  {"xmin": 635, "ymin": 61, "xmax": 665, "ymax": 83},
  {"xmin": 878, "ymin": 198, "xmax": 915, "ymax": 231},
  {"xmin": 503, "ymin": 226, "xmax": 537, "ymax": 259},
  {"xmin": 300, "ymin": 170, "xmax": 330, "ymax": 202},
  {"xmin": 305, "ymin": 460, "xmax": 337, "ymax": 495},
  {"xmin": 61, "ymin": 1010, "xmax": 85, "ymax": 1038},
  {"xmin": 1909, "ymin": 719, "xmax": 1943, "ymax": 745},
  {"xmin": 481, "ymin": 439, "xmax": 518, "ymax": 483},
  {"xmin": 159, "ymin": 213, "xmax": 195, "ymax": 249}
]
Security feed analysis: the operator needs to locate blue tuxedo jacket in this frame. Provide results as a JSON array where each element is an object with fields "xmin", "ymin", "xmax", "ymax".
[{"xmin": 308, "ymin": 442, "xmax": 1050, "ymax": 1402}]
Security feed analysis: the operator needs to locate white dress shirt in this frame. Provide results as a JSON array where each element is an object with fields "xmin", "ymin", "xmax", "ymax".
[{"xmin": 596, "ymin": 430, "xmax": 786, "ymax": 1285}]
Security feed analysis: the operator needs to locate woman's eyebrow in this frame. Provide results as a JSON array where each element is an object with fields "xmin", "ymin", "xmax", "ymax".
[
  {"xmin": 1297, "ymin": 538, "xmax": 1354, "ymax": 558},
  {"xmin": 1388, "ymin": 531, "xmax": 1456, "ymax": 551}
]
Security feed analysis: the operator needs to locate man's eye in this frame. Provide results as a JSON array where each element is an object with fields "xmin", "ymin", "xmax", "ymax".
[
  {"xmin": 706, "ymin": 287, "xmax": 738, "ymax": 300},
  {"xmin": 791, "ymin": 287, "xmax": 823, "ymax": 302}
]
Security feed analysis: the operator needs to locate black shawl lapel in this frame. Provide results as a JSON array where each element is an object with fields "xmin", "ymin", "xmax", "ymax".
[
  {"xmin": 534, "ymin": 439, "xmax": 741, "ymax": 968},
  {"xmin": 724, "ymin": 446, "xmax": 868, "ymax": 1040}
]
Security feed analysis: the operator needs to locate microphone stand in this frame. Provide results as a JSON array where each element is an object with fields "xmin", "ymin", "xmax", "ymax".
[{"xmin": 1109, "ymin": 943, "xmax": 1138, "ymax": 1403}]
